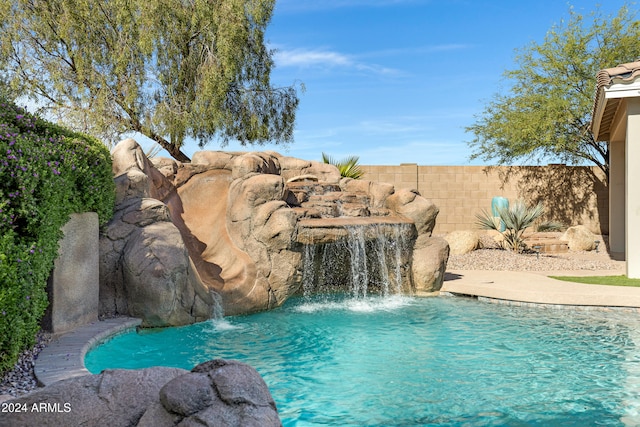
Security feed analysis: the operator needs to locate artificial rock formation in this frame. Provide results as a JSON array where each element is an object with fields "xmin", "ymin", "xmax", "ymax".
[
  {"xmin": 100, "ymin": 140, "xmax": 218, "ymax": 327},
  {"xmin": 100, "ymin": 138, "xmax": 449, "ymax": 324},
  {"xmin": 1, "ymin": 360, "xmax": 281, "ymax": 427}
]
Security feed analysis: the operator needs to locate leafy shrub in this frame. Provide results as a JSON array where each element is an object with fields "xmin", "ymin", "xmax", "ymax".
[
  {"xmin": 0, "ymin": 99, "xmax": 115, "ymax": 374},
  {"xmin": 475, "ymin": 199, "xmax": 544, "ymax": 252}
]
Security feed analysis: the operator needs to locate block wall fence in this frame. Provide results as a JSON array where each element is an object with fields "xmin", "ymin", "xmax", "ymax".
[{"xmin": 360, "ymin": 164, "xmax": 609, "ymax": 236}]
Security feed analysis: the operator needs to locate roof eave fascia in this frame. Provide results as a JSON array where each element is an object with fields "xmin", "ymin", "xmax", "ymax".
[
  {"xmin": 604, "ymin": 78, "xmax": 640, "ymax": 99},
  {"xmin": 592, "ymin": 86, "xmax": 607, "ymax": 140},
  {"xmin": 593, "ymin": 78, "xmax": 640, "ymax": 141}
]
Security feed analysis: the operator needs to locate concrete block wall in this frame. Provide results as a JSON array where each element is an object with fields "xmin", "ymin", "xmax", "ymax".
[{"xmin": 361, "ymin": 164, "xmax": 608, "ymax": 235}]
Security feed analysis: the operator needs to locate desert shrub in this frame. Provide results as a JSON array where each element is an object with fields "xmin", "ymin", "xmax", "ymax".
[
  {"xmin": 475, "ymin": 199, "xmax": 544, "ymax": 252},
  {"xmin": 536, "ymin": 220, "xmax": 565, "ymax": 232},
  {"xmin": 0, "ymin": 98, "xmax": 115, "ymax": 374}
]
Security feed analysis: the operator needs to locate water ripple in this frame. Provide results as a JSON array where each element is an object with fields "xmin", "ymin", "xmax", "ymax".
[{"xmin": 85, "ymin": 296, "xmax": 640, "ymax": 426}]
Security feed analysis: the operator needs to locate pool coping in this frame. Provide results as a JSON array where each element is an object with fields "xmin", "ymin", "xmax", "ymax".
[{"xmin": 34, "ymin": 317, "xmax": 141, "ymax": 387}]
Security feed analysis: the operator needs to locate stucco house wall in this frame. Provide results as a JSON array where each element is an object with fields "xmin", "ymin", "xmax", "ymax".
[{"xmin": 591, "ymin": 60, "xmax": 640, "ymax": 277}]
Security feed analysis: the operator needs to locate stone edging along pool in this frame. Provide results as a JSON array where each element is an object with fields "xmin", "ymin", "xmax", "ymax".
[
  {"xmin": 441, "ymin": 292, "xmax": 640, "ymax": 313},
  {"xmin": 34, "ymin": 317, "xmax": 141, "ymax": 387}
]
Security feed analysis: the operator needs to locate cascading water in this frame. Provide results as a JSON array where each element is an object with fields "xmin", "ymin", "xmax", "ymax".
[
  {"xmin": 391, "ymin": 224, "xmax": 411, "ymax": 293},
  {"xmin": 301, "ymin": 223, "xmax": 413, "ymax": 298},
  {"xmin": 345, "ymin": 226, "xmax": 369, "ymax": 297}
]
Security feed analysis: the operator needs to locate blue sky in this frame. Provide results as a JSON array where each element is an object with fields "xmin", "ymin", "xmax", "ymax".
[{"xmin": 167, "ymin": 0, "xmax": 634, "ymax": 166}]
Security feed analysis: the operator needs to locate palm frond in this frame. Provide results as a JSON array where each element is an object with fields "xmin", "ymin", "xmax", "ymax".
[{"xmin": 322, "ymin": 152, "xmax": 364, "ymax": 179}]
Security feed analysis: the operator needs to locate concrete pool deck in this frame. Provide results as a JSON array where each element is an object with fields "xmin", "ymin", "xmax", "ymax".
[
  {"xmin": 442, "ymin": 268, "xmax": 640, "ymax": 309},
  {"xmin": 27, "ymin": 266, "xmax": 639, "ymax": 392},
  {"xmin": 33, "ymin": 317, "xmax": 141, "ymax": 387}
]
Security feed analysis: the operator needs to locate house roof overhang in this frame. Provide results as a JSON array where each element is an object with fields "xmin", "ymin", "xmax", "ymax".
[{"xmin": 591, "ymin": 61, "xmax": 640, "ymax": 142}]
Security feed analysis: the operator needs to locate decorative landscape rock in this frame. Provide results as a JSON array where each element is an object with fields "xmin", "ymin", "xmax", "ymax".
[
  {"xmin": 561, "ymin": 225, "xmax": 597, "ymax": 251},
  {"xmin": 100, "ymin": 138, "xmax": 449, "ymax": 323},
  {"xmin": 1, "ymin": 360, "xmax": 281, "ymax": 427},
  {"xmin": 444, "ymin": 230, "xmax": 480, "ymax": 255}
]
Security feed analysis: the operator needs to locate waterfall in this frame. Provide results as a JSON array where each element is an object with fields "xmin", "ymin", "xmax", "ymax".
[
  {"xmin": 345, "ymin": 226, "xmax": 369, "ymax": 298},
  {"xmin": 301, "ymin": 223, "xmax": 412, "ymax": 298},
  {"xmin": 391, "ymin": 224, "xmax": 411, "ymax": 293},
  {"xmin": 302, "ymin": 244, "xmax": 317, "ymax": 297}
]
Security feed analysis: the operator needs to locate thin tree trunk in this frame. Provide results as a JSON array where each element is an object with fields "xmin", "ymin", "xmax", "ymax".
[
  {"xmin": 162, "ymin": 141, "xmax": 191, "ymax": 163},
  {"xmin": 134, "ymin": 122, "xmax": 192, "ymax": 162}
]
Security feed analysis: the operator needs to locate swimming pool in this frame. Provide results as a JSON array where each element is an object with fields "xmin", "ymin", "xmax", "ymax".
[{"xmin": 85, "ymin": 296, "xmax": 640, "ymax": 426}]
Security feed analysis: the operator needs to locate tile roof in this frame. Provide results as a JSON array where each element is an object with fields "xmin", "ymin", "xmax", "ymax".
[{"xmin": 591, "ymin": 60, "xmax": 640, "ymax": 141}]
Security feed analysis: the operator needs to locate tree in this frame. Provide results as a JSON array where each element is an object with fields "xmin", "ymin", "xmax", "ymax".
[
  {"xmin": 466, "ymin": 4, "xmax": 640, "ymax": 180},
  {"xmin": 0, "ymin": 0, "xmax": 300, "ymax": 162}
]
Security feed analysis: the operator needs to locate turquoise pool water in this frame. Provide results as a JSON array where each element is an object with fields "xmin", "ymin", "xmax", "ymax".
[{"xmin": 85, "ymin": 296, "xmax": 640, "ymax": 426}]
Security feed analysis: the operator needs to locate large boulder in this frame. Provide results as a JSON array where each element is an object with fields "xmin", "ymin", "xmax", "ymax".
[
  {"xmin": 561, "ymin": 225, "xmax": 597, "ymax": 251},
  {"xmin": 444, "ymin": 230, "xmax": 479, "ymax": 255},
  {"xmin": 385, "ymin": 188, "xmax": 439, "ymax": 236},
  {"xmin": 412, "ymin": 235, "xmax": 450, "ymax": 293},
  {"xmin": 279, "ymin": 155, "xmax": 342, "ymax": 183},
  {"xmin": 1, "ymin": 360, "xmax": 281, "ymax": 427}
]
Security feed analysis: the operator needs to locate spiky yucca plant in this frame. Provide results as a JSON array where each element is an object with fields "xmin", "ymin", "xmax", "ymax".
[
  {"xmin": 475, "ymin": 199, "xmax": 544, "ymax": 252},
  {"xmin": 321, "ymin": 152, "xmax": 364, "ymax": 179}
]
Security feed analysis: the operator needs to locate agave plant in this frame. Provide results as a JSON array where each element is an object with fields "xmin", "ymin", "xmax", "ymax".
[
  {"xmin": 475, "ymin": 199, "xmax": 544, "ymax": 252},
  {"xmin": 321, "ymin": 152, "xmax": 364, "ymax": 179}
]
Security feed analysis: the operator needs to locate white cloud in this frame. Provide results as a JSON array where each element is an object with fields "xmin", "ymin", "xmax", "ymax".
[
  {"xmin": 274, "ymin": 49, "xmax": 353, "ymax": 68},
  {"xmin": 427, "ymin": 43, "xmax": 470, "ymax": 52},
  {"xmin": 274, "ymin": 48, "xmax": 400, "ymax": 75},
  {"xmin": 273, "ymin": 43, "xmax": 470, "ymax": 75}
]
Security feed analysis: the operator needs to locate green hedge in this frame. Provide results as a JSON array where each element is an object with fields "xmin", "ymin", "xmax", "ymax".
[{"xmin": 0, "ymin": 99, "xmax": 115, "ymax": 374}]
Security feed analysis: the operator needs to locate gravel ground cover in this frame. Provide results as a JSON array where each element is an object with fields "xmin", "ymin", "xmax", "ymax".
[
  {"xmin": 0, "ymin": 331, "xmax": 51, "ymax": 399},
  {"xmin": 447, "ymin": 233, "xmax": 623, "ymax": 272},
  {"xmin": 448, "ymin": 248, "xmax": 623, "ymax": 272}
]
